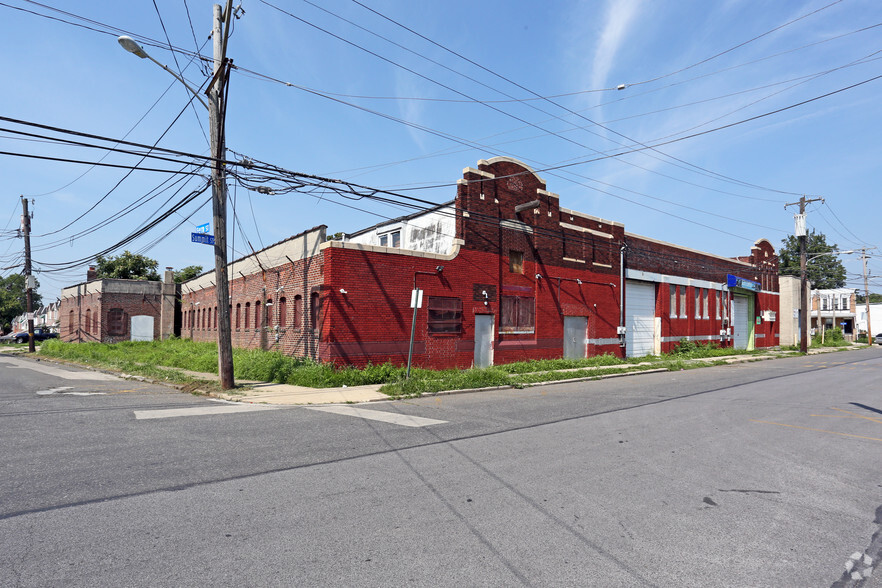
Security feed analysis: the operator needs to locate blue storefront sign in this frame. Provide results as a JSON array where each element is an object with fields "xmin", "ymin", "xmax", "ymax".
[
  {"xmin": 727, "ymin": 274, "xmax": 761, "ymax": 292},
  {"xmin": 191, "ymin": 232, "xmax": 215, "ymax": 245}
]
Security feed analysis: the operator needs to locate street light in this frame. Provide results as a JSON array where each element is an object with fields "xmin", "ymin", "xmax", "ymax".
[
  {"xmin": 117, "ymin": 36, "xmax": 209, "ymax": 110},
  {"xmin": 116, "ymin": 3, "xmax": 235, "ymax": 389}
]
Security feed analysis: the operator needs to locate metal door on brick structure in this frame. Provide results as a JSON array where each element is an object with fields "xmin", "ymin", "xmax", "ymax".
[
  {"xmin": 625, "ymin": 280, "xmax": 657, "ymax": 358},
  {"xmin": 474, "ymin": 314, "xmax": 494, "ymax": 368},
  {"xmin": 732, "ymin": 295, "xmax": 751, "ymax": 349},
  {"xmin": 563, "ymin": 316, "xmax": 587, "ymax": 359}
]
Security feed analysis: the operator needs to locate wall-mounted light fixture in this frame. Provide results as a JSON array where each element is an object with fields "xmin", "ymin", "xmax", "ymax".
[
  {"xmin": 436, "ymin": 265, "xmax": 444, "ymax": 273},
  {"xmin": 576, "ymin": 279, "xmax": 582, "ymax": 285},
  {"xmin": 340, "ymin": 289, "xmax": 348, "ymax": 294},
  {"xmin": 535, "ymin": 274, "xmax": 543, "ymax": 279}
]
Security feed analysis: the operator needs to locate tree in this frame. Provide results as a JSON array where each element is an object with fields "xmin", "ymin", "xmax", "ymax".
[
  {"xmin": 174, "ymin": 265, "xmax": 203, "ymax": 283},
  {"xmin": 0, "ymin": 274, "xmax": 42, "ymax": 333},
  {"xmin": 857, "ymin": 293, "xmax": 882, "ymax": 304},
  {"xmin": 778, "ymin": 230, "xmax": 846, "ymax": 289},
  {"xmin": 95, "ymin": 251, "xmax": 160, "ymax": 281}
]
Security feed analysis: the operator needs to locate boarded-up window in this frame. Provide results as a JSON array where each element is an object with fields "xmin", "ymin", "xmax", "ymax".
[
  {"xmin": 85, "ymin": 309, "xmax": 91, "ymax": 334},
  {"xmin": 500, "ymin": 295, "xmax": 534, "ymax": 333},
  {"xmin": 235, "ymin": 304, "xmax": 241, "ymax": 329},
  {"xmin": 266, "ymin": 299, "xmax": 273, "ymax": 328},
  {"xmin": 255, "ymin": 301, "xmax": 262, "ymax": 329},
  {"xmin": 427, "ymin": 297, "xmax": 462, "ymax": 334},
  {"xmin": 278, "ymin": 297, "xmax": 287, "ymax": 328},
  {"xmin": 244, "ymin": 303, "xmax": 251, "ymax": 329},
  {"xmin": 293, "ymin": 295, "xmax": 302, "ymax": 329},
  {"xmin": 68, "ymin": 310, "xmax": 74, "ymax": 334},
  {"xmin": 310, "ymin": 292, "xmax": 320, "ymax": 331},
  {"xmin": 670, "ymin": 285, "xmax": 677, "ymax": 318},
  {"xmin": 107, "ymin": 308, "xmax": 126, "ymax": 336}
]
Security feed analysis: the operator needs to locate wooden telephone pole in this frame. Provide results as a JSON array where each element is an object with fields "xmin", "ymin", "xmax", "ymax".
[
  {"xmin": 21, "ymin": 196, "xmax": 35, "ymax": 353},
  {"xmin": 785, "ymin": 195, "xmax": 824, "ymax": 353}
]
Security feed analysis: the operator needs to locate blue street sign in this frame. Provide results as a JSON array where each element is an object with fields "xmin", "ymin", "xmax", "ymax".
[
  {"xmin": 191, "ymin": 232, "xmax": 215, "ymax": 245},
  {"xmin": 196, "ymin": 223, "xmax": 210, "ymax": 234},
  {"xmin": 726, "ymin": 274, "xmax": 761, "ymax": 292}
]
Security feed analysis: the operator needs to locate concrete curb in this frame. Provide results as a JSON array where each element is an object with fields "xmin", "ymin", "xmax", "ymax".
[{"xmin": 7, "ymin": 343, "xmax": 870, "ymax": 406}]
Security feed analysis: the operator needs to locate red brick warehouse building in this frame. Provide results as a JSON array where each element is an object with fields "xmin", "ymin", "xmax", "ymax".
[{"xmin": 179, "ymin": 157, "xmax": 780, "ymax": 369}]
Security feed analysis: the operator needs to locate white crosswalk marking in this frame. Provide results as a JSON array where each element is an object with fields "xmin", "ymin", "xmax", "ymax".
[
  {"xmin": 135, "ymin": 403, "xmax": 277, "ymax": 420},
  {"xmin": 1, "ymin": 357, "xmax": 119, "ymax": 380},
  {"xmin": 306, "ymin": 405, "xmax": 446, "ymax": 427}
]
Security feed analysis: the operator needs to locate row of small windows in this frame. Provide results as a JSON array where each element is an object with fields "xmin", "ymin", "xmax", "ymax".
[
  {"xmin": 74, "ymin": 294, "xmax": 535, "ymax": 339},
  {"xmin": 669, "ymin": 285, "xmax": 729, "ymax": 321},
  {"xmin": 185, "ymin": 294, "xmax": 320, "ymax": 331}
]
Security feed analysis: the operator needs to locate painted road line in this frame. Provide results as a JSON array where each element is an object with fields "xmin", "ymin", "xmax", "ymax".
[
  {"xmin": 1, "ymin": 357, "xmax": 119, "ymax": 380},
  {"xmin": 135, "ymin": 404, "xmax": 277, "ymax": 420},
  {"xmin": 36, "ymin": 387, "xmax": 75, "ymax": 395},
  {"xmin": 306, "ymin": 405, "xmax": 447, "ymax": 427}
]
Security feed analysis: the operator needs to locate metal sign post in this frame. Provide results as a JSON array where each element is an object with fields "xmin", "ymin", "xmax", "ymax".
[{"xmin": 405, "ymin": 288, "xmax": 423, "ymax": 379}]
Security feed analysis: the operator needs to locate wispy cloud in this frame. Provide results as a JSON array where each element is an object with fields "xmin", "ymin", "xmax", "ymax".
[{"xmin": 591, "ymin": 0, "xmax": 644, "ymax": 90}]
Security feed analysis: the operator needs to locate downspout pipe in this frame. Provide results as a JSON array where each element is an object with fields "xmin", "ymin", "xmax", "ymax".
[{"xmin": 619, "ymin": 244, "xmax": 626, "ymax": 353}]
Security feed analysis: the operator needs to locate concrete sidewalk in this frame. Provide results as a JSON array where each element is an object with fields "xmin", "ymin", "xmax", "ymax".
[{"xmin": 215, "ymin": 381, "xmax": 388, "ymax": 405}]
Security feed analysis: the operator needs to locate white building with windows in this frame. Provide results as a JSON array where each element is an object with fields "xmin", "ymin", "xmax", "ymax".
[
  {"xmin": 811, "ymin": 288, "xmax": 858, "ymax": 339},
  {"xmin": 346, "ymin": 201, "xmax": 456, "ymax": 254},
  {"xmin": 855, "ymin": 303, "xmax": 882, "ymax": 338}
]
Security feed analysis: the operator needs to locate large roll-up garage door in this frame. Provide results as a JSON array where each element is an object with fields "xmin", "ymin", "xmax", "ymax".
[{"xmin": 626, "ymin": 280, "xmax": 656, "ymax": 358}]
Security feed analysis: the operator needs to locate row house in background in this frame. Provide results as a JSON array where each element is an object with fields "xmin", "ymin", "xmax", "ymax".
[
  {"xmin": 811, "ymin": 287, "xmax": 857, "ymax": 340},
  {"xmin": 9, "ymin": 300, "xmax": 59, "ymax": 333},
  {"xmin": 179, "ymin": 157, "xmax": 779, "ymax": 369}
]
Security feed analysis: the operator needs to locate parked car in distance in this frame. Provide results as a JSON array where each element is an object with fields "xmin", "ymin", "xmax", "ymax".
[
  {"xmin": 0, "ymin": 327, "xmax": 58, "ymax": 344},
  {"xmin": 875, "ymin": 333, "xmax": 882, "ymax": 345}
]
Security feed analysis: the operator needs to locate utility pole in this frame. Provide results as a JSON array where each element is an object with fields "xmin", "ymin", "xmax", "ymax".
[
  {"xmin": 21, "ymin": 196, "xmax": 35, "ymax": 353},
  {"xmin": 785, "ymin": 195, "xmax": 824, "ymax": 353},
  {"xmin": 209, "ymin": 1, "xmax": 235, "ymax": 389},
  {"xmin": 859, "ymin": 247, "xmax": 877, "ymax": 344}
]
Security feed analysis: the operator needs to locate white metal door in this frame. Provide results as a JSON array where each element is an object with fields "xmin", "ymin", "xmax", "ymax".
[
  {"xmin": 563, "ymin": 316, "xmax": 588, "ymax": 359},
  {"xmin": 474, "ymin": 315, "xmax": 494, "ymax": 368},
  {"xmin": 626, "ymin": 281, "xmax": 656, "ymax": 357},
  {"xmin": 732, "ymin": 296, "xmax": 749, "ymax": 349}
]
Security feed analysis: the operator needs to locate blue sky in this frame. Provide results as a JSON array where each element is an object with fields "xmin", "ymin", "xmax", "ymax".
[{"xmin": 1, "ymin": 0, "xmax": 879, "ymax": 301}]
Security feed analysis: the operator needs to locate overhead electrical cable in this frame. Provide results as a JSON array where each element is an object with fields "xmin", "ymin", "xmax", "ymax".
[{"xmin": 347, "ymin": 0, "xmax": 820, "ymax": 197}]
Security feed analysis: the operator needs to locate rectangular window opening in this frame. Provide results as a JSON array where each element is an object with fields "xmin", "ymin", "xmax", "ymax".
[{"xmin": 427, "ymin": 297, "xmax": 462, "ymax": 335}]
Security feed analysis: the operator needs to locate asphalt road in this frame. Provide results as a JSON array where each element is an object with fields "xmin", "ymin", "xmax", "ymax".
[{"xmin": 1, "ymin": 348, "xmax": 880, "ymax": 587}]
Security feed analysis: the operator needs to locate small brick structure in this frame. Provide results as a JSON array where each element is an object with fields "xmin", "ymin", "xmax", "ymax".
[{"xmin": 59, "ymin": 269, "xmax": 178, "ymax": 343}]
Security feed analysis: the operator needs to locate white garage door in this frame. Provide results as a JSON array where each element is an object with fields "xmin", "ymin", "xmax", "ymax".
[{"xmin": 626, "ymin": 280, "xmax": 656, "ymax": 358}]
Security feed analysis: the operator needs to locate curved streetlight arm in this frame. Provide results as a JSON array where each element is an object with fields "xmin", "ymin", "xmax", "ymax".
[
  {"xmin": 117, "ymin": 36, "xmax": 209, "ymax": 110},
  {"xmin": 806, "ymin": 250, "xmax": 854, "ymax": 262}
]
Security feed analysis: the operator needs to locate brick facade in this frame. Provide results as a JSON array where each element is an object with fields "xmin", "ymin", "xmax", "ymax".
[
  {"xmin": 59, "ymin": 277, "xmax": 173, "ymax": 343},
  {"xmin": 59, "ymin": 157, "xmax": 780, "ymax": 368}
]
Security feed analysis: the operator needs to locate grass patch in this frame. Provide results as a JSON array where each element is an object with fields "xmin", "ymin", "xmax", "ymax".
[
  {"xmin": 39, "ymin": 336, "xmax": 832, "ymax": 399},
  {"xmin": 39, "ymin": 338, "xmax": 407, "ymax": 388}
]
